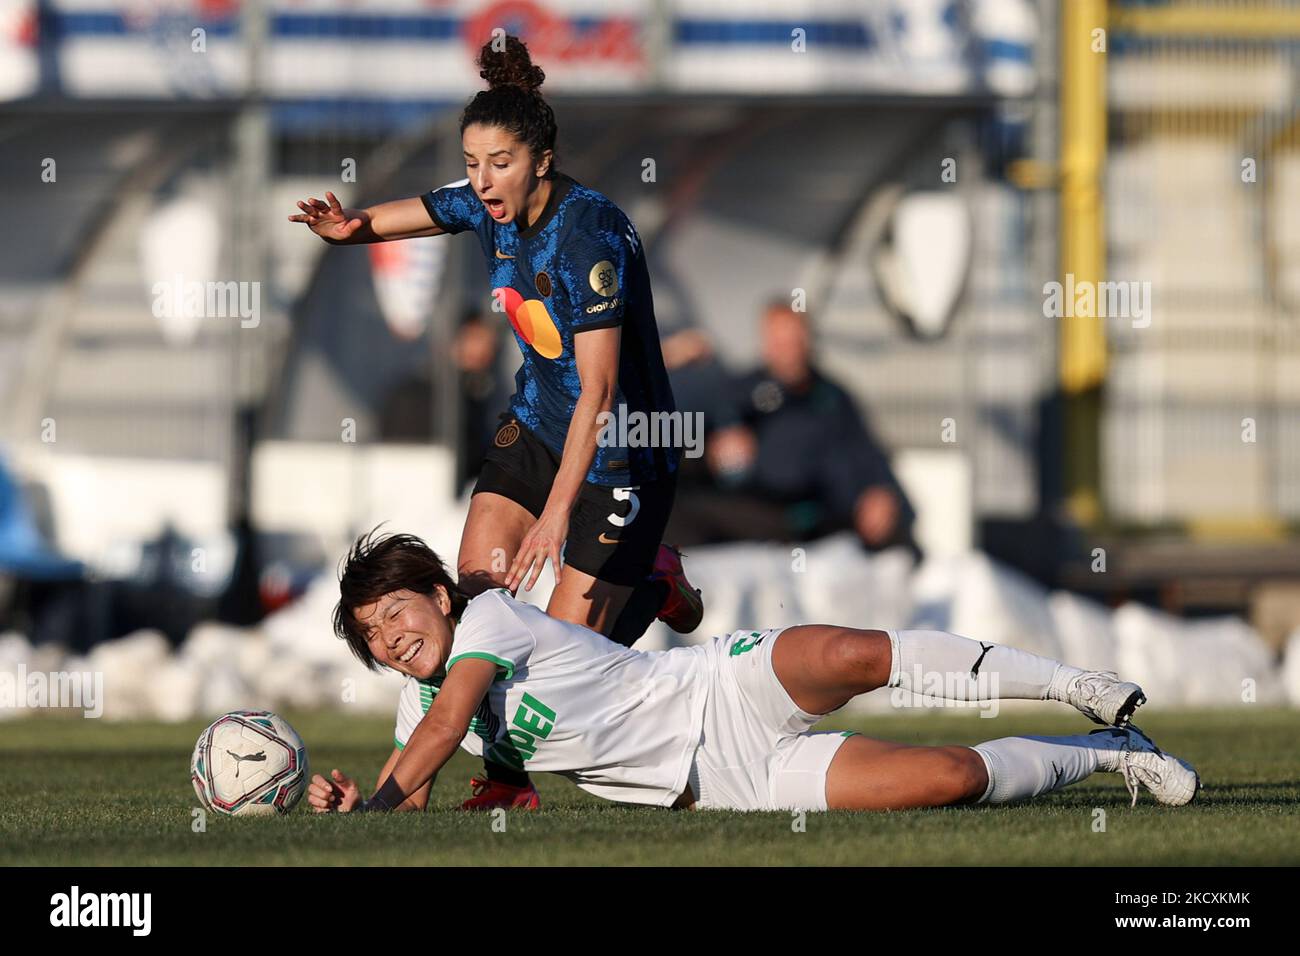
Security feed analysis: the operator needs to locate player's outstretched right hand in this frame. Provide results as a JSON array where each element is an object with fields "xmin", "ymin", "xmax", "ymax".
[
  {"xmin": 288, "ymin": 191, "xmax": 364, "ymax": 242},
  {"xmin": 308, "ymin": 768, "xmax": 362, "ymax": 813}
]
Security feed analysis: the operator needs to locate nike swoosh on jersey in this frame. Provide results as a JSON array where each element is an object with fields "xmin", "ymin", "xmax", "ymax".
[
  {"xmin": 597, "ymin": 533, "xmax": 620, "ymax": 545},
  {"xmin": 495, "ymin": 249, "xmax": 514, "ymax": 259}
]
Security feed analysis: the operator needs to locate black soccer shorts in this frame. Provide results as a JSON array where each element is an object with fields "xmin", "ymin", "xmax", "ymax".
[{"xmin": 472, "ymin": 414, "xmax": 676, "ymax": 587}]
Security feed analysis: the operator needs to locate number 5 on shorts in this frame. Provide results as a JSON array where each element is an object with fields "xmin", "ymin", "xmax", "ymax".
[{"xmin": 607, "ymin": 486, "xmax": 640, "ymax": 527}]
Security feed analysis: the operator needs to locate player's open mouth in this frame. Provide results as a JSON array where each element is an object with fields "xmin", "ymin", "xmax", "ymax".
[
  {"xmin": 484, "ymin": 198, "xmax": 507, "ymax": 220},
  {"xmin": 397, "ymin": 639, "xmax": 423, "ymax": 664}
]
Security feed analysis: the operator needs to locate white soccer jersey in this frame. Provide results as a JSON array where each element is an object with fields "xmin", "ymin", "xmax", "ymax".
[{"xmin": 393, "ymin": 589, "xmax": 711, "ymax": 807}]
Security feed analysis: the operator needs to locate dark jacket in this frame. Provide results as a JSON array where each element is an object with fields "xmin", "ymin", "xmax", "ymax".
[{"xmin": 714, "ymin": 368, "xmax": 915, "ymax": 534}]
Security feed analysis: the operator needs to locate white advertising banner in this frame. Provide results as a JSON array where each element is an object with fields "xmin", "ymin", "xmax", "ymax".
[{"xmin": 30, "ymin": 0, "xmax": 1035, "ymax": 102}]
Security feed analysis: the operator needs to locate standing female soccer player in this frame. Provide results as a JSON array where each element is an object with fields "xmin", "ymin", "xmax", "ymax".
[{"xmin": 290, "ymin": 36, "xmax": 702, "ymax": 810}]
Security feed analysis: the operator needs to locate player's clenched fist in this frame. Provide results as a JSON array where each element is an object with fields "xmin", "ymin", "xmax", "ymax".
[{"xmin": 308, "ymin": 768, "xmax": 362, "ymax": 813}]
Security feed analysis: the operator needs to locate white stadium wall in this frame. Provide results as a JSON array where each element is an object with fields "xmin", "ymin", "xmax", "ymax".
[{"xmin": 6, "ymin": 446, "xmax": 228, "ymax": 566}]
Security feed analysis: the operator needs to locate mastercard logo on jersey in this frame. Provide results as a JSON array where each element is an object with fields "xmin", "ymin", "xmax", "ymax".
[{"xmin": 493, "ymin": 286, "xmax": 563, "ymax": 359}]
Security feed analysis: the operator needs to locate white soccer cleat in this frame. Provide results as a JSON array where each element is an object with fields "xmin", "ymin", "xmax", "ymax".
[
  {"xmin": 1093, "ymin": 726, "xmax": 1200, "ymax": 807},
  {"xmin": 1063, "ymin": 670, "xmax": 1146, "ymax": 727}
]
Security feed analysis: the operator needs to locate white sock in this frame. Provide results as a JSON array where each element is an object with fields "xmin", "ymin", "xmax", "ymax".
[
  {"xmin": 887, "ymin": 628, "xmax": 1084, "ymax": 701},
  {"xmin": 970, "ymin": 734, "xmax": 1123, "ymax": 804}
]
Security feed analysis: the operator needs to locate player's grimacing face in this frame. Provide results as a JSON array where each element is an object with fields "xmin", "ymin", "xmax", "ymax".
[
  {"xmin": 356, "ymin": 587, "xmax": 454, "ymax": 680},
  {"xmin": 462, "ymin": 123, "xmax": 549, "ymax": 225}
]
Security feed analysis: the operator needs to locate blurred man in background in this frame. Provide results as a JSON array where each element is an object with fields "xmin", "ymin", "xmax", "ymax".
[{"xmin": 666, "ymin": 300, "xmax": 916, "ymax": 554}]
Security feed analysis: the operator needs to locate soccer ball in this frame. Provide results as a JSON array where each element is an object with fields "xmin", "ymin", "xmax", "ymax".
[{"xmin": 191, "ymin": 710, "xmax": 309, "ymax": 816}]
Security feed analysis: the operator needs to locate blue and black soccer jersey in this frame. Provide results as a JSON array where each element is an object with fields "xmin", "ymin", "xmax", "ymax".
[{"xmin": 422, "ymin": 173, "xmax": 677, "ymax": 486}]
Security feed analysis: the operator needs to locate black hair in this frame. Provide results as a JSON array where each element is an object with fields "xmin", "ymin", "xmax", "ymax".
[
  {"xmin": 332, "ymin": 526, "xmax": 470, "ymax": 672},
  {"xmin": 459, "ymin": 34, "xmax": 559, "ymax": 177}
]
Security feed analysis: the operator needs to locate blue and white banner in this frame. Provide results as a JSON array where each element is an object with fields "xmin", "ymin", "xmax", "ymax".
[
  {"xmin": 27, "ymin": 0, "xmax": 1036, "ymax": 106},
  {"xmin": 671, "ymin": 0, "xmax": 1033, "ymax": 96}
]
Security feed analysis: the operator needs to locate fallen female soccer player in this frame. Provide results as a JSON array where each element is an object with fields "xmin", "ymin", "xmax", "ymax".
[{"xmin": 311, "ymin": 531, "xmax": 1199, "ymax": 814}]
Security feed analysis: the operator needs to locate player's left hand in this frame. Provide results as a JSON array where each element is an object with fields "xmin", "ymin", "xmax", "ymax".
[
  {"xmin": 507, "ymin": 507, "xmax": 569, "ymax": 592},
  {"xmin": 307, "ymin": 768, "xmax": 362, "ymax": 813}
]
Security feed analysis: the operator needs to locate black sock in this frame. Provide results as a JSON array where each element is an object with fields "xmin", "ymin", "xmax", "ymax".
[
  {"xmin": 607, "ymin": 578, "xmax": 670, "ymax": 648},
  {"xmin": 484, "ymin": 761, "xmax": 531, "ymax": 788}
]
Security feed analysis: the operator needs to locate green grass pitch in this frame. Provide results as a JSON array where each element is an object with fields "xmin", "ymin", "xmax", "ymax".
[{"xmin": 2, "ymin": 708, "xmax": 1296, "ymax": 866}]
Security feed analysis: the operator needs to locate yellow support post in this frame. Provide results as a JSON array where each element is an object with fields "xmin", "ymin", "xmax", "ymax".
[
  {"xmin": 1060, "ymin": 0, "xmax": 1108, "ymax": 395},
  {"xmin": 1059, "ymin": 0, "xmax": 1108, "ymax": 525}
]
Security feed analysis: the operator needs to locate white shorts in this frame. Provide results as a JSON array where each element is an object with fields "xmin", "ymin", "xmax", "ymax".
[{"xmin": 686, "ymin": 628, "xmax": 853, "ymax": 812}]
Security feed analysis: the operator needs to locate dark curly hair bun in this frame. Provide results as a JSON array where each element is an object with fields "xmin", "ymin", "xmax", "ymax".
[
  {"xmin": 460, "ymin": 33, "xmax": 558, "ymax": 174},
  {"xmin": 478, "ymin": 34, "xmax": 545, "ymax": 93}
]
